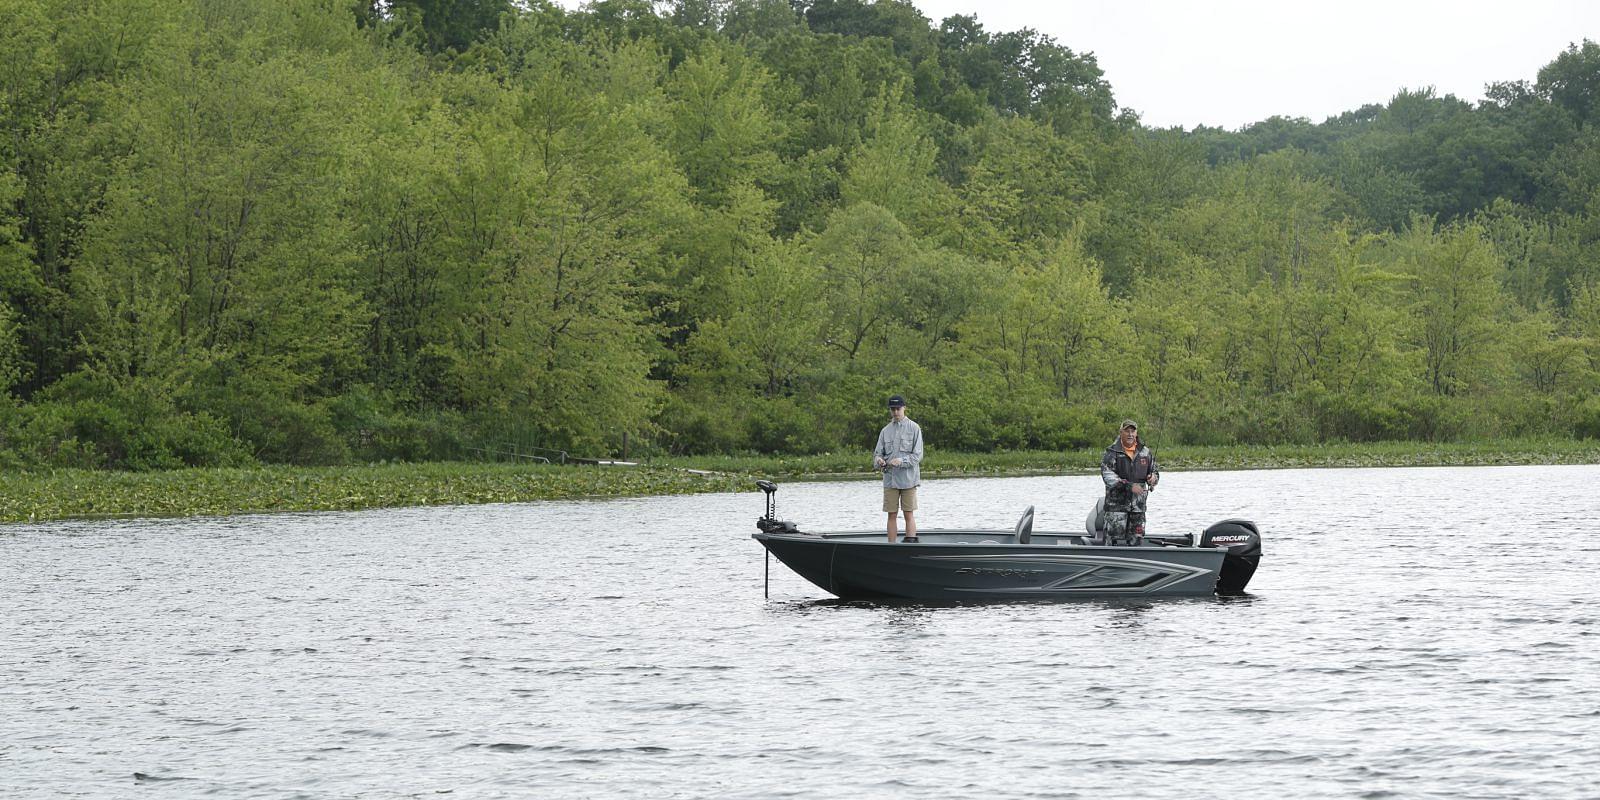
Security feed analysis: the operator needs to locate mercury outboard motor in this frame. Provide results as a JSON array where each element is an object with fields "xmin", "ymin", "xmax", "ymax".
[
  {"xmin": 755, "ymin": 480, "xmax": 801, "ymax": 534},
  {"xmin": 1200, "ymin": 519, "xmax": 1262, "ymax": 594}
]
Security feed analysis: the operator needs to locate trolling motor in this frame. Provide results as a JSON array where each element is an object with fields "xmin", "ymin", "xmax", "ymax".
[
  {"xmin": 754, "ymin": 480, "xmax": 803, "ymax": 600},
  {"xmin": 755, "ymin": 480, "xmax": 801, "ymax": 534}
]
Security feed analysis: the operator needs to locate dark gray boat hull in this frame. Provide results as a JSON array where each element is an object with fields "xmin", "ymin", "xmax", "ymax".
[{"xmin": 754, "ymin": 529, "xmax": 1230, "ymax": 600}]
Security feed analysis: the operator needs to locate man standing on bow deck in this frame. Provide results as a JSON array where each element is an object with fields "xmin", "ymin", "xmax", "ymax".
[{"xmin": 873, "ymin": 395, "xmax": 923, "ymax": 543}]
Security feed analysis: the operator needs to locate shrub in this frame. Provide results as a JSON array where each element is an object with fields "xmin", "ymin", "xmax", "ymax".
[
  {"xmin": 1575, "ymin": 397, "xmax": 1600, "ymax": 439},
  {"xmin": 656, "ymin": 394, "xmax": 745, "ymax": 455},
  {"xmin": 1390, "ymin": 395, "xmax": 1471, "ymax": 441},
  {"xmin": 19, "ymin": 373, "xmax": 251, "ymax": 470},
  {"xmin": 744, "ymin": 396, "xmax": 832, "ymax": 455},
  {"xmin": 1307, "ymin": 391, "xmax": 1406, "ymax": 443},
  {"xmin": 326, "ymin": 387, "xmax": 467, "ymax": 462},
  {"xmin": 182, "ymin": 371, "xmax": 348, "ymax": 465}
]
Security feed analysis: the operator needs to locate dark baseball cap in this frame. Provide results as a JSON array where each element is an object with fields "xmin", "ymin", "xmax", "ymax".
[
  {"xmin": 1119, "ymin": 419, "xmax": 1138, "ymax": 430},
  {"xmin": 887, "ymin": 395, "xmax": 906, "ymax": 408}
]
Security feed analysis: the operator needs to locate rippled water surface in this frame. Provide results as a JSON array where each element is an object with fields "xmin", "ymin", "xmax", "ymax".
[{"xmin": 4, "ymin": 465, "xmax": 1600, "ymax": 798}]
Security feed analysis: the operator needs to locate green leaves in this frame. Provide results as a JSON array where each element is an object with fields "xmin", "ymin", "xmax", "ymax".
[
  {"xmin": 1537, "ymin": 39, "xmax": 1600, "ymax": 129},
  {"xmin": 0, "ymin": 0, "xmax": 1597, "ymax": 473},
  {"xmin": 1398, "ymin": 218, "xmax": 1504, "ymax": 396}
]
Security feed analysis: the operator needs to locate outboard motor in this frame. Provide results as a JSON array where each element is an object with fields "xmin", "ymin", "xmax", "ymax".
[
  {"xmin": 1200, "ymin": 519, "xmax": 1262, "ymax": 594},
  {"xmin": 755, "ymin": 480, "xmax": 801, "ymax": 534}
]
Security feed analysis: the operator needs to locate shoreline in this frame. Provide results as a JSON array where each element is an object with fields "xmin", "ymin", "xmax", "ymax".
[{"xmin": 3, "ymin": 439, "xmax": 1596, "ymax": 523}]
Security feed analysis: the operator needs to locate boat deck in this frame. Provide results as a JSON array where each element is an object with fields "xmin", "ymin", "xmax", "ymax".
[{"xmin": 791, "ymin": 529, "xmax": 1194, "ymax": 549}]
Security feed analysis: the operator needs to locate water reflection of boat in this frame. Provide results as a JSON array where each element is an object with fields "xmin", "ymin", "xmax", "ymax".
[{"xmin": 751, "ymin": 481, "xmax": 1261, "ymax": 600}]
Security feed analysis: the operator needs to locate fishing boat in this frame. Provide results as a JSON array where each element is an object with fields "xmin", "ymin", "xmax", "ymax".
[{"xmin": 751, "ymin": 481, "xmax": 1260, "ymax": 600}]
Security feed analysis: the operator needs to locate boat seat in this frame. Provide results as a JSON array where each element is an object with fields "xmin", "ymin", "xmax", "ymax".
[
  {"xmin": 1014, "ymin": 505, "xmax": 1035, "ymax": 543},
  {"xmin": 1083, "ymin": 497, "xmax": 1109, "ymax": 545}
]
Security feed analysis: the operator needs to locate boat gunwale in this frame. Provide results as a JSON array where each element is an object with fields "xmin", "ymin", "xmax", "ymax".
[{"xmin": 752, "ymin": 529, "xmax": 1214, "ymax": 553}]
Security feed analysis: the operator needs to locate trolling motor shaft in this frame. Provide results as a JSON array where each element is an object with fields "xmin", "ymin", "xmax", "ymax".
[
  {"xmin": 755, "ymin": 480, "xmax": 799, "ymax": 534},
  {"xmin": 756, "ymin": 479, "xmax": 777, "ymax": 519}
]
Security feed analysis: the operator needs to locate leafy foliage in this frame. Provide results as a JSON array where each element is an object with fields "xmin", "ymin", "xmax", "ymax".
[{"xmin": 0, "ymin": 2, "xmax": 1597, "ymax": 474}]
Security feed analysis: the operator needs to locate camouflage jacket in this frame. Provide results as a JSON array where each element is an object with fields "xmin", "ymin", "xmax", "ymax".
[{"xmin": 1101, "ymin": 439, "xmax": 1159, "ymax": 512}]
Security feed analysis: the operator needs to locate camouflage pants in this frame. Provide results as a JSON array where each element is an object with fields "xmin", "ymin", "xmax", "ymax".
[{"xmin": 1104, "ymin": 511, "xmax": 1146, "ymax": 545}]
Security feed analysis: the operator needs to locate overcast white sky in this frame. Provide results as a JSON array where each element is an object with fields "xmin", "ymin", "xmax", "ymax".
[{"xmin": 909, "ymin": 0, "xmax": 1599, "ymax": 129}]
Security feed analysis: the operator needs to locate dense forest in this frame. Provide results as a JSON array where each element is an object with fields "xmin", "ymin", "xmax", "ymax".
[{"xmin": 2, "ymin": 0, "xmax": 1599, "ymax": 469}]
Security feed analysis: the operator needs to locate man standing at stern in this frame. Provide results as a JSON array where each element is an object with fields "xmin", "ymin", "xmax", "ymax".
[
  {"xmin": 1101, "ymin": 419, "xmax": 1159, "ymax": 545},
  {"xmin": 873, "ymin": 395, "xmax": 923, "ymax": 543}
]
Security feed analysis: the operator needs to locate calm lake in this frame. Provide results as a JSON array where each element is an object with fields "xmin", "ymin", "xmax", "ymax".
[{"xmin": 4, "ymin": 465, "xmax": 1599, "ymax": 798}]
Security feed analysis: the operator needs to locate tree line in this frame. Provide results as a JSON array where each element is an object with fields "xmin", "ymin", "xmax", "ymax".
[{"xmin": 2, "ymin": 0, "xmax": 1598, "ymax": 469}]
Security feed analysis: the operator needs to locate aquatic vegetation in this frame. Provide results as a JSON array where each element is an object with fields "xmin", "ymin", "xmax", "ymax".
[
  {"xmin": 0, "ymin": 463, "xmax": 750, "ymax": 523},
  {"xmin": 4, "ymin": 439, "xmax": 1591, "ymax": 523}
]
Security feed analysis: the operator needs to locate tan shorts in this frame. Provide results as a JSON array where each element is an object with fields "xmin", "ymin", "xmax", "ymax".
[{"xmin": 883, "ymin": 486, "xmax": 918, "ymax": 513}]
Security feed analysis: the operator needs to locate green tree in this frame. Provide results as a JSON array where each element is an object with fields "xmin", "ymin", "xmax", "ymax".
[
  {"xmin": 896, "ymin": 246, "xmax": 985, "ymax": 367},
  {"xmin": 388, "ymin": 0, "xmax": 516, "ymax": 53},
  {"xmin": 1476, "ymin": 199, "xmax": 1554, "ymax": 310},
  {"xmin": 72, "ymin": 2, "xmax": 372, "ymax": 461},
  {"xmin": 1396, "ymin": 219, "xmax": 1505, "ymax": 396},
  {"xmin": 1322, "ymin": 144, "xmax": 1426, "ymax": 231},
  {"xmin": 811, "ymin": 202, "xmax": 917, "ymax": 362},
  {"xmin": 1161, "ymin": 151, "xmax": 1340, "ymax": 289},
  {"xmin": 0, "ymin": 302, "xmax": 25, "ymax": 395},
  {"xmin": 0, "ymin": 171, "xmax": 35, "ymax": 390},
  {"xmin": 720, "ymin": 0, "xmax": 803, "ymax": 40},
  {"xmin": 1280, "ymin": 234, "xmax": 1411, "ymax": 396},
  {"xmin": 656, "ymin": 43, "xmax": 782, "ymax": 327},
  {"xmin": 1020, "ymin": 237, "xmax": 1121, "ymax": 402},
  {"xmin": 444, "ymin": 44, "xmax": 688, "ymax": 453},
  {"xmin": 1541, "ymin": 127, "xmax": 1600, "ymax": 215},
  {"xmin": 1128, "ymin": 263, "xmax": 1218, "ymax": 436},
  {"xmin": 934, "ymin": 16, "xmax": 1113, "ymax": 124},
  {"xmin": 839, "ymin": 99, "xmax": 955, "ymax": 236},
  {"xmin": 663, "ymin": 44, "xmax": 778, "ymax": 207},
  {"xmin": 0, "ymin": 0, "xmax": 176, "ymax": 394},
  {"xmin": 1571, "ymin": 281, "xmax": 1600, "ymax": 384},
  {"xmin": 1505, "ymin": 309, "xmax": 1588, "ymax": 394},
  {"xmin": 1536, "ymin": 39, "xmax": 1600, "ymax": 128},
  {"xmin": 952, "ymin": 114, "xmax": 1092, "ymax": 252},
  {"xmin": 679, "ymin": 241, "xmax": 825, "ymax": 399},
  {"xmin": 1088, "ymin": 128, "xmax": 1208, "ymax": 292},
  {"xmin": 956, "ymin": 237, "xmax": 1127, "ymax": 405},
  {"xmin": 799, "ymin": 0, "xmax": 938, "ymax": 64},
  {"xmin": 346, "ymin": 93, "xmax": 481, "ymax": 405}
]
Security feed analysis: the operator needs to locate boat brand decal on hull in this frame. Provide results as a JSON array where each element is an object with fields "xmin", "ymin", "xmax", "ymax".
[{"xmin": 953, "ymin": 567, "xmax": 1047, "ymax": 578}]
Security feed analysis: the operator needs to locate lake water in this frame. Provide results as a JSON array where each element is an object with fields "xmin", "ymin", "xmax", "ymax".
[{"xmin": 3, "ymin": 465, "xmax": 1599, "ymax": 798}]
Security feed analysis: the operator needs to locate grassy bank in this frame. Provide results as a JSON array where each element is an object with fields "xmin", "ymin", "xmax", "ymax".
[{"xmin": 3, "ymin": 439, "xmax": 1596, "ymax": 523}]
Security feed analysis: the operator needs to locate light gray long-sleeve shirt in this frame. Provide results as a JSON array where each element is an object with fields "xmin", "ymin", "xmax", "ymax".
[{"xmin": 873, "ymin": 418, "xmax": 923, "ymax": 489}]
